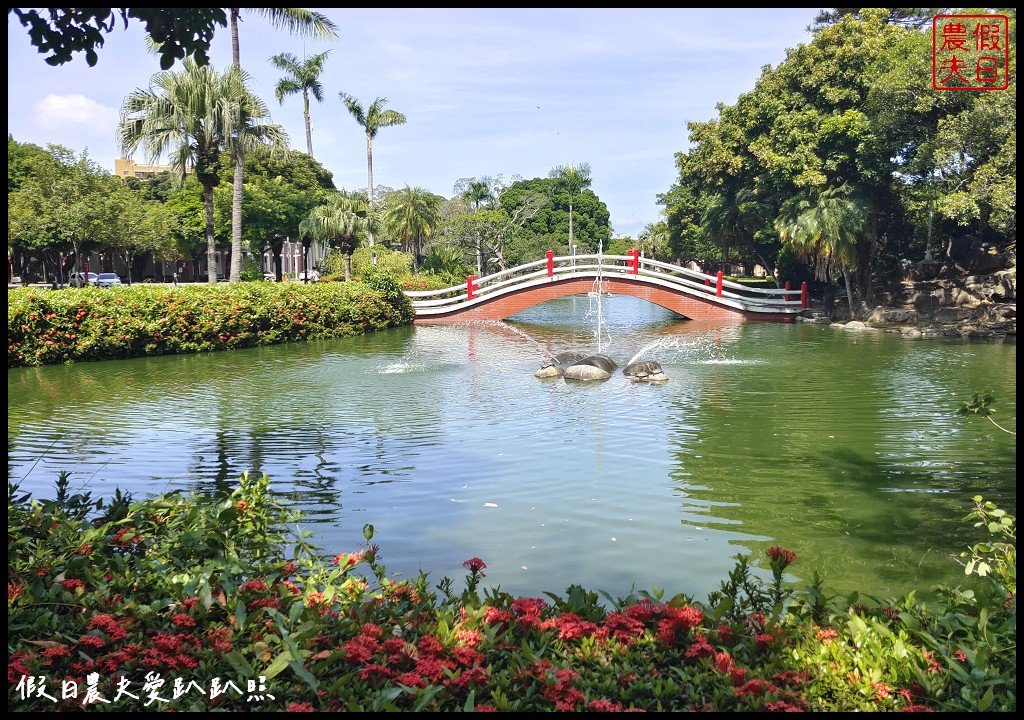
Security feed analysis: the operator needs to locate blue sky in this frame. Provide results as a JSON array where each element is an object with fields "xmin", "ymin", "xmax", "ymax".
[{"xmin": 7, "ymin": 9, "xmax": 819, "ymax": 238}]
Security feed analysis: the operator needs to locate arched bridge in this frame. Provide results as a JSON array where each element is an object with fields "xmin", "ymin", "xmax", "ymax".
[{"xmin": 405, "ymin": 251, "xmax": 808, "ymax": 324}]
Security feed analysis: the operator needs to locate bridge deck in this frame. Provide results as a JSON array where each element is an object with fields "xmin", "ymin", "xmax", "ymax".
[{"xmin": 405, "ymin": 253, "xmax": 807, "ymax": 324}]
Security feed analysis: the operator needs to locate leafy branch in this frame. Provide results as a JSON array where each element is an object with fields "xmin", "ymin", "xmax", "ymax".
[{"xmin": 957, "ymin": 391, "xmax": 1016, "ymax": 436}]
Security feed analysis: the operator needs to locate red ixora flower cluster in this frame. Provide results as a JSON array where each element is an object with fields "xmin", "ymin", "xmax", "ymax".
[
  {"xmin": 462, "ymin": 557, "xmax": 487, "ymax": 578},
  {"xmin": 766, "ymin": 546, "xmax": 797, "ymax": 567}
]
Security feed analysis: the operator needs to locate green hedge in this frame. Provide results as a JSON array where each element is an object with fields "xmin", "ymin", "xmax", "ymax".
[{"xmin": 8, "ymin": 277, "xmax": 414, "ymax": 368}]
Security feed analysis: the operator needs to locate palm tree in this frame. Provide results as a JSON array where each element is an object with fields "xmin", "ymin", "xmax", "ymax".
[
  {"xmin": 549, "ymin": 162, "xmax": 592, "ymax": 252},
  {"xmin": 638, "ymin": 221, "xmax": 669, "ymax": 262},
  {"xmin": 459, "ymin": 177, "xmax": 495, "ymax": 211},
  {"xmin": 703, "ymin": 188, "xmax": 779, "ymax": 285},
  {"xmin": 227, "ymin": 8, "xmax": 338, "ymax": 282},
  {"xmin": 338, "ymin": 94, "xmax": 408, "ymax": 217},
  {"xmin": 119, "ymin": 59, "xmax": 255, "ymax": 283},
  {"xmin": 383, "ymin": 186, "xmax": 443, "ymax": 259},
  {"xmin": 458, "ymin": 177, "xmax": 495, "ymax": 273},
  {"xmin": 299, "ymin": 190, "xmax": 369, "ymax": 282},
  {"xmin": 775, "ymin": 184, "xmax": 868, "ymax": 316},
  {"xmin": 270, "ymin": 50, "xmax": 332, "ymax": 158}
]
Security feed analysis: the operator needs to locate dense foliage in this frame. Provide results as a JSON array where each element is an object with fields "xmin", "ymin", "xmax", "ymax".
[
  {"xmin": 7, "ymin": 473, "xmax": 1015, "ymax": 712},
  {"xmin": 7, "ymin": 280, "xmax": 413, "ymax": 368},
  {"xmin": 661, "ymin": 8, "xmax": 1016, "ymax": 308}
]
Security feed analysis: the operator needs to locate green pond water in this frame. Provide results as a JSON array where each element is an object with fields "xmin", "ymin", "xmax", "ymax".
[{"xmin": 7, "ymin": 295, "xmax": 1016, "ymax": 603}]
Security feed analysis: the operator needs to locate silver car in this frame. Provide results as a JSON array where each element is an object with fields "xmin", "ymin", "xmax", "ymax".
[{"xmin": 96, "ymin": 273, "xmax": 122, "ymax": 287}]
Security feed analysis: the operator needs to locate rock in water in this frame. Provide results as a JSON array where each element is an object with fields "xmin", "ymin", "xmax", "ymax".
[
  {"xmin": 575, "ymin": 354, "xmax": 617, "ymax": 372},
  {"xmin": 564, "ymin": 364, "xmax": 611, "ymax": 381},
  {"xmin": 535, "ymin": 364, "xmax": 564, "ymax": 379},
  {"xmin": 554, "ymin": 351, "xmax": 588, "ymax": 366},
  {"xmin": 622, "ymin": 360, "xmax": 664, "ymax": 377}
]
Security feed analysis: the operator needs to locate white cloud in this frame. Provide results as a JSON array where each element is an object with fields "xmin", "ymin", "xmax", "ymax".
[{"xmin": 36, "ymin": 94, "xmax": 117, "ymax": 132}]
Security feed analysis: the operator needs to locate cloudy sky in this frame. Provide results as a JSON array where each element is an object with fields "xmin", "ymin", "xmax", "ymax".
[{"xmin": 7, "ymin": 9, "xmax": 820, "ymax": 238}]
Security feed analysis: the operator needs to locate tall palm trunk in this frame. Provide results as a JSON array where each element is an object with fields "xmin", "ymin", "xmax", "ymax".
[
  {"xmin": 304, "ymin": 98, "xmax": 313, "ymax": 157},
  {"xmin": 203, "ymin": 183, "xmax": 218, "ymax": 283},
  {"xmin": 229, "ymin": 8, "xmax": 244, "ymax": 283}
]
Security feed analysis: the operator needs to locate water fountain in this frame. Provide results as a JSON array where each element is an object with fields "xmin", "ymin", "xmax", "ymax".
[{"xmin": 532, "ymin": 243, "xmax": 670, "ymax": 383}]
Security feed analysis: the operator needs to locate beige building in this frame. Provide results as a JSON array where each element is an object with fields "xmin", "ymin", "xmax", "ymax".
[{"xmin": 114, "ymin": 158, "xmax": 185, "ymax": 179}]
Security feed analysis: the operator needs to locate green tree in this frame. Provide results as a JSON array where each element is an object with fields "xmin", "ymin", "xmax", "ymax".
[
  {"xmin": 809, "ymin": 8, "xmax": 940, "ymax": 31},
  {"xmin": 119, "ymin": 58, "xmax": 257, "ymax": 283},
  {"xmin": 338, "ymin": 94, "xmax": 408, "ymax": 220},
  {"xmin": 455, "ymin": 176, "xmax": 498, "ymax": 272},
  {"xmin": 549, "ymin": 162, "xmax": 593, "ymax": 253},
  {"xmin": 775, "ymin": 183, "xmax": 868, "ymax": 315},
  {"xmin": 382, "ymin": 186, "xmax": 444, "ymax": 259},
  {"xmin": 8, "ymin": 144, "xmax": 116, "ymax": 284},
  {"xmin": 10, "ymin": 8, "xmax": 227, "ymax": 69},
  {"xmin": 299, "ymin": 190, "xmax": 370, "ymax": 282},
  {"xmin": 270, "ymin": 50, "xmax": 332, "ymax": 159},
  {"xmin": 637, "ymin": 220, "xmax": 669, "ymax": 262},
  {"xmin": 226, "ymin": 8, "xmax": 337, "ymax": 284},
  {"xmin": 241, "ymin": 151, "xmax": 335, "ymax": 281},
  {"xmin": 164, "ymin": 177, "xmax": 209, "ymax": 274},
  {"xmin": 102, "ymin": 180, "xmax": 177, "ymax": 283}
]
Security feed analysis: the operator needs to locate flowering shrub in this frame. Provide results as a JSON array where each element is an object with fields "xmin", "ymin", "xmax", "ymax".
[
  {"xmin": 7, "ymin": 476, "xmax": 1016, "ymax": 712},
  {"xmin": 7, "ymin": 278, "xmax": 414, "ymax": 368}
]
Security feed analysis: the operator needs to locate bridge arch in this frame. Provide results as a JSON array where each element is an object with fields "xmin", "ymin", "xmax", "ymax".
[{"xmin": 405, "ymin": 253, "xmax": 806, "ymax": 325}]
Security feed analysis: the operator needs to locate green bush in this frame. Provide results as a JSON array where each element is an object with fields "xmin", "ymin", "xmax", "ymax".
[
  {"xmin": 7, "ymin": 476, "xmax": 1015, "ymax": 712},
  {"xmin": 7, "ymin": 282, "xmax": 414, "ymax": 367}
]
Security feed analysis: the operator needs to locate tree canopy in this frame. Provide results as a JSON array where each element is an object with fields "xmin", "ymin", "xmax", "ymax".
[{"xmin": 9, "ymin": 8, "xmax": 227, "ymax": 69}]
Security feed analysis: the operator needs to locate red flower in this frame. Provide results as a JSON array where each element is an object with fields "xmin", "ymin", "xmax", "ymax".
[
  {"xmin": 417, "ymin": 634, "xmax": 444, "ymax": 655},
  {"xmin": 603, "ymin": 612, "xmax": 646, "ymax": 643},
  {"xmin": 78, "ymin": 634, "xmax": 105, "ymax": 650},
  {"xmin": 333, "ymin": 551, "xmax": 366, "ymax": 567},
  {"xmin": 553, "ymin": 612, "xmax": 599, "ymax": 640},
  {"xmin": 240, "ymin": 579, "xmax": 269, "ymax": 593},
  {"xmin": 286, "ymin": 702, "xmax": 315, "ymax": 712},
  {"xmin": 766, "ymin": 545, "xmax": 797, "ymax": 567},
  {"xmin": 481, "ymin": 606, "xmax": 513, "ymax": 627},
  {"xmin": 61, "ymin": 578, "xmax": 86, "ymax": 592},
  {"xmin": 588, "ymin": 699, "xmax": 625, "ymax": 712},
  {"xmin": 684, "ymin": 633, "xmax": 715, "ymax": 659},
  {"xmin": 815, "ymin": 628, "xmax": 840, "ymax": 645},
  {"xmin": 395, "ymin": 671, "xmax": 426, "ymax": 688},
  {"xmin": 462, "ymin": 557, "xmax": 487, "ymax": 577}
]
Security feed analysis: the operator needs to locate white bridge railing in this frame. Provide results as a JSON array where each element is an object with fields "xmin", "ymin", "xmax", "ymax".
[{"xmin": 404, "ymin": 252, "xmax": 808, "ymax": 318}]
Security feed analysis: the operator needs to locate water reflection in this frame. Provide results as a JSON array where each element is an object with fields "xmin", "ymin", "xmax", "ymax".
[{"xmin": 7, "ymin": 296, "xmax": 1016, "ymax": 603}]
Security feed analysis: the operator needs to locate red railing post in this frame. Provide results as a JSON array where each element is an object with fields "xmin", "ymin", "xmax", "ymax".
[
  {"xmin": 467, "ymin": 275, "xmax": 477, "ymax": 300},
  {"xmin": 800, "ymin": 281, "xmax": 808, "ymax": 309},
  {"xmin": 716, "ymin": 270, "xmax": 723, "ymax": 298},
  {"xmin": 629, "ymin": 248, "xmax": 639, "ymax": 274},
  {"xmin": 784, "ymin": 280, "xmax": 791, "ymax": 302},
  {"xmin": 546, "ymin": 250, "xmax": 554, "ymax": 277}
]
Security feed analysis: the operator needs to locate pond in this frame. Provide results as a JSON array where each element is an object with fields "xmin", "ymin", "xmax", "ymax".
[{"xmin": 7, "ymin": 295, "xmax": 1016, "ymax": 603}]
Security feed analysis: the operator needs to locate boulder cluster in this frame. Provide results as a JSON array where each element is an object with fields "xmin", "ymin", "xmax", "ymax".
[{"xmin": 534, "ymin": 352, "xmax": 669, "ymax": 383}]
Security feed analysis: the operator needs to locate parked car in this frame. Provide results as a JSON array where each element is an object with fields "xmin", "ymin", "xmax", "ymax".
[
  {"xmin": 69, "ymin": 272, "xmax": 99, "ymax": 287},
  {"xmin": 296, "ymin": 270, "xmax": 320, "ymax": 283},
  {"xmin": 96, "ymin": 273, "xmax": 122, "ymax": 287}
]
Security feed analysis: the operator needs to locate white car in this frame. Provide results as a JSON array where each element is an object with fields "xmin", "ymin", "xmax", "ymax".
[
  {"xmin": 296, "ymin": 270, "xmax": 320, "ymax": 283},
  {"xmin": 96, "ymin": 272, "xmax": 122, "ymax": 287},
  {"xmin": 70, "ymin": 272, "xmax": 99, "ymax": 287}
]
